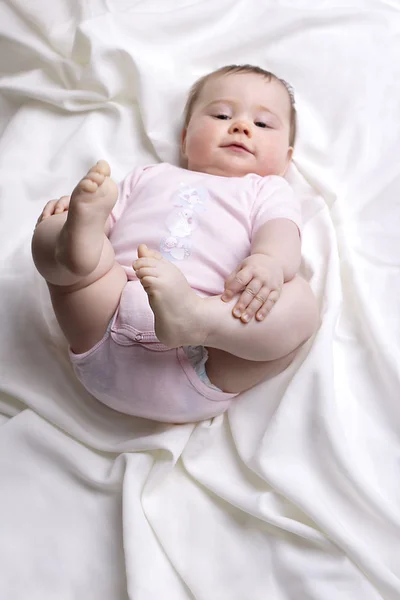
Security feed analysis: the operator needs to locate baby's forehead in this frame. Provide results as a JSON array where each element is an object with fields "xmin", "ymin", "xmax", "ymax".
[{"xmin": 199, "ymin": 73, "xmax": 291, "ymax": 111}]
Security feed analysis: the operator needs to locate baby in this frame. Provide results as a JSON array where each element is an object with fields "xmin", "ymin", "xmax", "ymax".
[{"xmin": 32, "ymin": 64, "xmax": 319, "ymax": 423}]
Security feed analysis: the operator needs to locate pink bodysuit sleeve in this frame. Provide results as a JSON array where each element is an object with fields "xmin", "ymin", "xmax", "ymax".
[
  {"xmin": 108, "ymin": 167, "xmax": 144, "ymax": 231},
  {"xmin": 251, "ymin": 176, "xmax": 302, "ymax": 237}
]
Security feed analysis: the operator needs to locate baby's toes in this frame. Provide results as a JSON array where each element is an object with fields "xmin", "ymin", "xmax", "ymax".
[
  {"xmin": 94, "ymin": 160, "xmax": 111, "ymax": 177},
  {"xmin": 85, "ymin": 169, "xmax": 106, "ymax": 187},
  {"xmin": 135, "ymin": 266, "xmax": 158, "ymax": 281},
  {"xmin": 133, "ymin": 257, "xmax": 158, "ymax": 271},
  {"xmin": 147, "ymin": 248, "xmax": 163, "ymax": 260},
  {"xmin": 79, "ymin": 177, "xmax": 99, "ymax": 193},
  {"xmin": 137, "ymin": 243, "xmax": 163, "ymax": 260}
]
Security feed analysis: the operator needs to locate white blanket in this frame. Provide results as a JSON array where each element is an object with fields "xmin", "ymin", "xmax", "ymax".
[{"xmin": 1, "ymin": 1, "xmax": 400, "ymax": 598}]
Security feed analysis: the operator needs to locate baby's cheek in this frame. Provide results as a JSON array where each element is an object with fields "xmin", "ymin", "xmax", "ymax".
[
  {"xmin": 262, "ymin": 146, "xmax": 289, "ymax": 176},
  {"xmin": 188, "ymin": 129, "xmax": 213, "ymax": 159}
]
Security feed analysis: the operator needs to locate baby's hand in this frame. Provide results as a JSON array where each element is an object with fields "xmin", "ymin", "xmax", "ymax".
[
  {"xmin": 221, "ymin": 253, "xmax": 284, "ymax": 323},
  {"xmin": 36, "ymin": 195, "xmax": 70, "ymax": 226}
]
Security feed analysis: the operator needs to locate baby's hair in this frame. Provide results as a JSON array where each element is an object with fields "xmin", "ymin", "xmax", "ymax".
[{"xmin": 183, "ymin": 64, "xmax": 297, "ymax": 147}]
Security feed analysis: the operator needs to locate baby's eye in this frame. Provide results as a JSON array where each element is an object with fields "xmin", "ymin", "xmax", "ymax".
[
  {"xmin": 255, "ymin": 121, "xmax": 271, "ymax": 128},
  {"xmin": 214, "ymin": 114, "xmax": 230, "ymax": 120}
]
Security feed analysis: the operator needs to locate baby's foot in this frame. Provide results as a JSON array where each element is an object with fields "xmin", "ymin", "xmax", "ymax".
[
  {"xmin": 56, "ymin": 160, "xmax": 118, "ymax": 276},
  {"xmin": 133, "ymin": 244, "xmax": 209, "ymax": 348}
]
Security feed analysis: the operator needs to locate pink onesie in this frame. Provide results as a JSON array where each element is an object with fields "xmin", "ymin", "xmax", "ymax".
[{"xmin": 70, "ymin": 163, "xmax": 302, "ymax": 423}]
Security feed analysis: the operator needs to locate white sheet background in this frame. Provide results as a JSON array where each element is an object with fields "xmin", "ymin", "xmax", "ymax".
[{"xmin": 1, "ymin": 1, "xmax": 400, "ymax": 598}]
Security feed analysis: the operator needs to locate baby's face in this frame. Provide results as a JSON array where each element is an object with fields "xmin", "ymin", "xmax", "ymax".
[{"xmin": 182, "ymin": 73, "xmax": 293, "ymax": 178}]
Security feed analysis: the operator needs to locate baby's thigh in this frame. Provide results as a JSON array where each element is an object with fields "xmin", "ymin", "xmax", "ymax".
[
  {"xmin": 206, "ymin": 347, "xmax": 298, "ymax": 394},
  {"xmin": 49, "ymin": 259, "xmax": 127, "ymax": 354}
]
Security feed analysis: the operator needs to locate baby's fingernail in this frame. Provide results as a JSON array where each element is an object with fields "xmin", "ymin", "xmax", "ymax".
[
  {"xmin": 242, "ymin": 313, "xmax": 250, "ymax": 322},
  {"xmin": 233, "ymin": 308, "xmax": 241, "ymax": 317},
  {"xmin": 257, "ymin": 313, "xmax": 265, "ymax": 321}
]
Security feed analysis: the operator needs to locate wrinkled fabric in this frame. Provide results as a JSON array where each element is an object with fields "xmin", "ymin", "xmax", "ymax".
[{"xmin": 0, "ymin": 1, "xmax": 399, "ymax": 598}]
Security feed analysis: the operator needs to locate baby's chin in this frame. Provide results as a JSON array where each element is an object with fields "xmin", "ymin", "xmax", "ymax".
[{"xmin": 186, "ymin": 155, "xmax": 283, "ymax": 178}]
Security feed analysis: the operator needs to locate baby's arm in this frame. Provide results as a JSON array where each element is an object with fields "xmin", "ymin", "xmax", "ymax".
[
  {"xmin": 251, "ymin": 218, "xmax": 301, "ymax": 282},
  {"xmin": 221, "ymin": 218, "xmax": 301, "ymax": 323}
]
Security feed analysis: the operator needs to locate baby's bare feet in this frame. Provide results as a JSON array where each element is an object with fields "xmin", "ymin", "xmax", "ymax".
[
  {"xmin": 56, "ymin": 160, "xmax": 118, "ymax": 276},
  {"xmin": 133, "ymin": 244, "xmax": 210, "ymax": 348}
]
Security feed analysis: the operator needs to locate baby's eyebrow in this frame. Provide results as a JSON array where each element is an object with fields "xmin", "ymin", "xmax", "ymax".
[{"xmin": 204, "ymin": 99, "xmax": 234, "ymax": 109}]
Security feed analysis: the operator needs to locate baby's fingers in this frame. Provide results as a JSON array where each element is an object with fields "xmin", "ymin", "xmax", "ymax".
[
  {"xmin": 255, "ymin": 288, "xmax": 281, "ymax": 321},
  {"xmin": 54, "ymin": 195, "xmax": 71, "ymax": 214},
  {"xmin": 232, "ymin": 279, "xmax": 266, "ymax": 322},
  {"xmin": 38, "ymin": 196, "xmax": 70, "ymax": 224},
  {"xmin": 41, "ymin": 200, "xmax": 58, "ymax": 219},
  {"xmin": 221, "ymin": 266, "xmax": 252, "ymax": 302},
  {"xmin": 36, "ymin": 201, "xmax": 55, "ymax": 226}
]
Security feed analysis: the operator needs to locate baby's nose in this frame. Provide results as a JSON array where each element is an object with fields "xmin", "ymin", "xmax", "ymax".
[{"xmin": 229, "ymin": 120, "xmax": 252, "ymax": 137}]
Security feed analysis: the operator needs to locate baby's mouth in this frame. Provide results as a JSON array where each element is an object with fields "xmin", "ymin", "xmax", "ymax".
[{"xmin": 221, "ymin": 143, "xmax": 253, "ymax": 154}]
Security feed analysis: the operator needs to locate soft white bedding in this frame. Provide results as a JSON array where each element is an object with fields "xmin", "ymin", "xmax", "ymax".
[{"xmin": 1, "ymin": 0, "xmax": 400, "ymax": 598}]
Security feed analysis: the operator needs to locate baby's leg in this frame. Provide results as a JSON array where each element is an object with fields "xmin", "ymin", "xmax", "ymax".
[
  {"xmin": 133, "ymin": 246, "xmax": 318, "ymax": 362},
  {"xmin": 205, "ymin": 348, "xmax": 299, "ymax": 394},
  {"xmin": 32, "ymin": 161, "xmax": 127, "ymax": 353},
  {"xmin": 204, "ymin": 275, "xmax": 318, "ymax": 362}
]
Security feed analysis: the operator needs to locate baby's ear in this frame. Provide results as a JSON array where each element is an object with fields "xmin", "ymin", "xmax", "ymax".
[
  {"xmin": 181, "ymin": 129, "xmax": 187, "ymax": 157},
  {"xmin": 280, "ymin": 147, "xmax": 294, "ymax": 177},
  {"xmin": 284, "ymin": 147, "xmax": 294, "ymax": 174}
]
